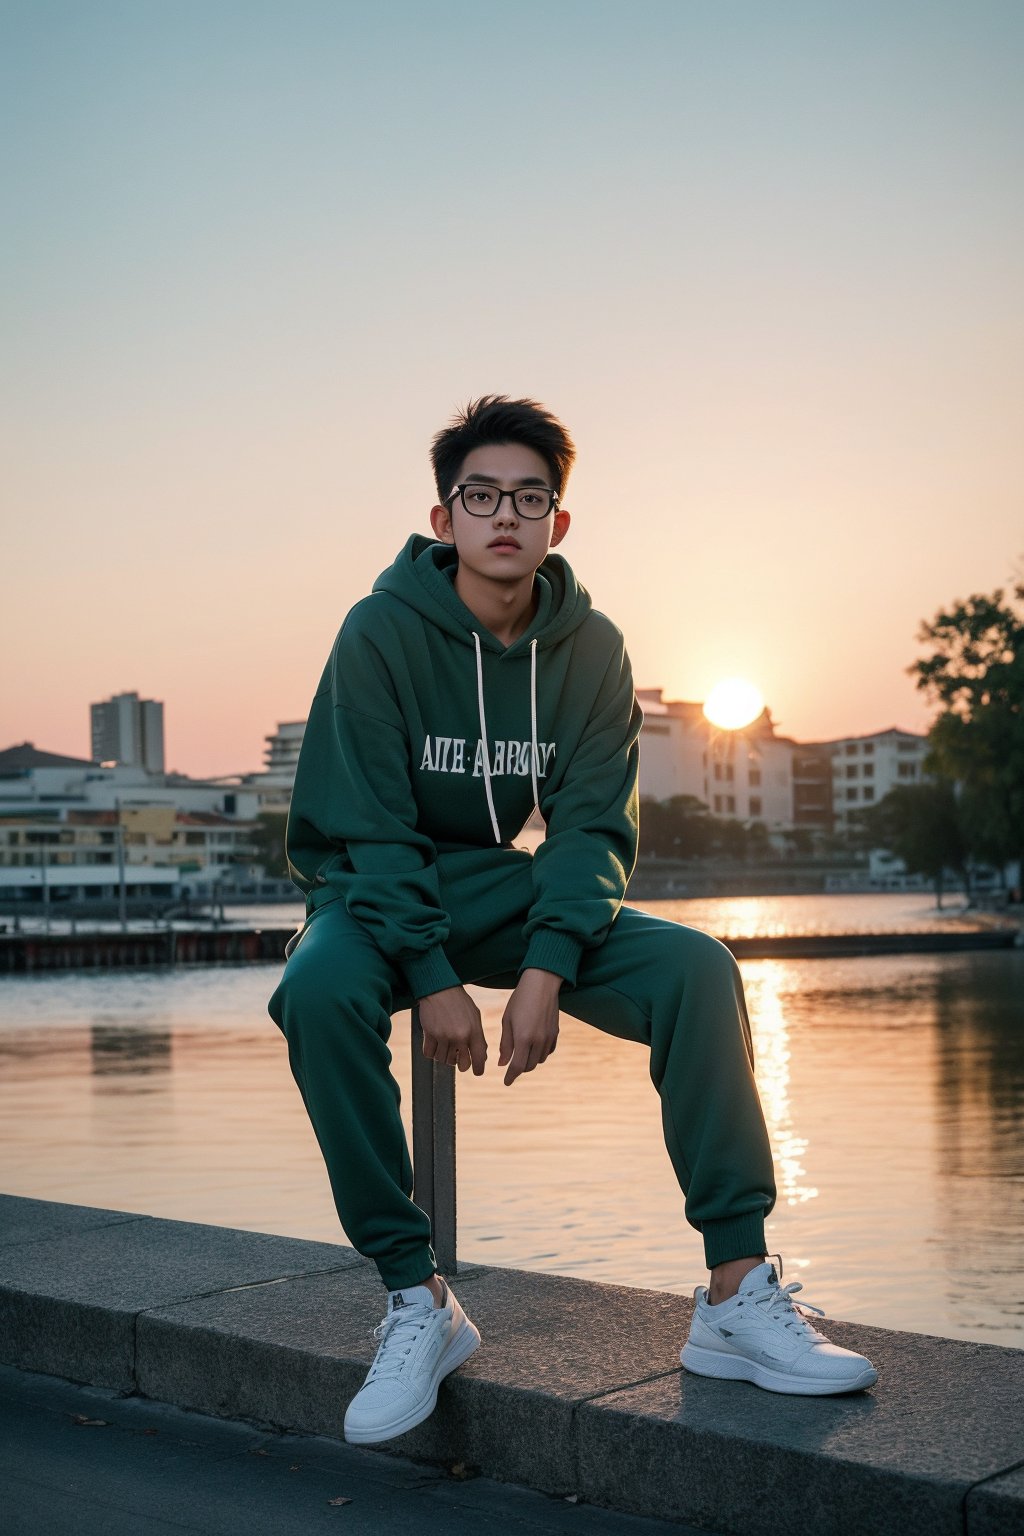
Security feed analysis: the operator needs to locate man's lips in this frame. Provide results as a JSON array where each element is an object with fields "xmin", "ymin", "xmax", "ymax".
[{"xmin": 488, "ymin": 538, "xmax": 521, "ymax": 549}]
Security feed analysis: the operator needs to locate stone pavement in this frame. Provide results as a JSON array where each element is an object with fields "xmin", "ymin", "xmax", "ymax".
[
  {"xmin": 1, "ymin": 1194, "xmax": 1022, "ymax": 1536},
  {"xmin": 0, "ymin": 1364, "xmax": 713, "ymax": 1536}
]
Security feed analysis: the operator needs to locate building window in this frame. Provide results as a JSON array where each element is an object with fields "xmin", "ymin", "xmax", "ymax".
[
  {"xmin": 897, "ymin": 763, "xmax": 917, "ymax": 778},
  {"xmin": 846, "ymin": 765, "xmax": 858, "ymax": 778},
  {"xmin": 749, "ymin": 797, "xmax": 762, "ymax": 816},
  {"xmin": 846, "ymin": 788, "xmax": 858, "ymax": 801},
  {"xmin": 749, "ymin": 768, "xmax": 761, "ymax": 786},
  {"xmin": 863, "ymin": 787, "xmax": 874, "ymax": 800},
  {"xmin": 726, "ymin": 795, "xmax": 735, "ymax": 812},
  {"xmin": 846, "ymin": 744, "xmax": 858, "ymax": 755},
  {"xmin": 863, "ymin": 743, "xmax": 874, "ymax": 755},
  {"xmin": 725, "ymin": 764, "xmax": 734, "ymax": 782},
  {"xmin": 863, "ymin": 763, "xmax": 874, "ymax": 777},
  {"xmin": 713, "ymin": 794, "xmax": 722, "ymax": 812},
  {"xmin": 714, "ymin": 763, "xmax": 722, "ymax": 780}
]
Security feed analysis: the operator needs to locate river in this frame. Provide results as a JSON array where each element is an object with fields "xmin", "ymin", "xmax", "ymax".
[{"xmin": 1, "ymin": 892, "xmax": 1021, "ymax": 1349}]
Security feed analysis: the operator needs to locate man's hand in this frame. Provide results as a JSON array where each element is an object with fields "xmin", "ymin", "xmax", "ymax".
[
  {"xmin": 499, "ymin": 968, "xmax": 562, "ymax": 1086},
  {"xmin": 418, "ymin": 986, "xmax": 488, "ymax": 1075}
]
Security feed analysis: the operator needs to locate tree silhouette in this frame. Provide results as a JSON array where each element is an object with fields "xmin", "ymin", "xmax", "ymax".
[{"xmin": 908, "ymin": 577, "xmax": 1024, "ymax": 891}]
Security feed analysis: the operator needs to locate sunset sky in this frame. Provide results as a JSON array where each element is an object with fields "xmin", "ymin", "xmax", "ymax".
[{"xmin": 3, "ymin": 1, "xmax": 1021, "ymax": 778}]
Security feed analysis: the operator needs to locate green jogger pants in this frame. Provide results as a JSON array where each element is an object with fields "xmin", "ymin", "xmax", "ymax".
[{"xmin": 267, "ymin": 846, "xmax": 776, "ymax": 1291}]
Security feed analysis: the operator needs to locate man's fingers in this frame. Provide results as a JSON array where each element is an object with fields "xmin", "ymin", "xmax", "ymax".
[
  {"xmin": 504, "ymin": 1043, "xmax": 538, "ymax": 1086},
  {"xmin": 504, "ymin": 1034, "xmax": 559, "ymax": 1084}
]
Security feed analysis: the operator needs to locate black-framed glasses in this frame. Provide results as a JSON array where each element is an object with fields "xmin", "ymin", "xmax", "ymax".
[{"xmin": 444, "ymin": 482, "xmax": 558, "ymax": 519}]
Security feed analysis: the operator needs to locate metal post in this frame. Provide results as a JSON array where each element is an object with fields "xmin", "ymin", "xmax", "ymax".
[{"xmin": 410, "ymin": 1003, "xmax": 457, "ymax": 1276}]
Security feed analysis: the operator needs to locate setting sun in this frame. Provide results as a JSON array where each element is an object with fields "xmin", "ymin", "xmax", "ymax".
[{"xmin": 703, "ymin": 677, "xmax": 765, "ymax": 730}]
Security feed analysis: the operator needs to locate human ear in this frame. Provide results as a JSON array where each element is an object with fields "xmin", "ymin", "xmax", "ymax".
[
  {"xmin": 429, "ymin": 503, "xmax": 455, "ymax": 543},
  {"xmin": 549, "ymin": 509, "xmax": 571, "ymax": 547}
]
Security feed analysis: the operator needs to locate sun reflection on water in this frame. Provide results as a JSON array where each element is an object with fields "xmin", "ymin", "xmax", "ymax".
[{"xmin": 743, "ymin": 960, "xmax": 819, "ymax": 1208}]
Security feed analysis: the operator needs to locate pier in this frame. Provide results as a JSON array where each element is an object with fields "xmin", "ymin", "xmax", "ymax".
[{"xmin": 0, "ymin": 922, "xmax": 1019, "ymax": 972}]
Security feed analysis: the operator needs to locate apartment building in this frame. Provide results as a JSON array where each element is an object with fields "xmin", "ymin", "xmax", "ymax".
[
  {"xmin": 807, "ymin": 728, "xmax": 930, "ymax": 832},
  {"xmin": 636, "ymin": 689, "xmax": 795, "ymax": 832},
  {"xmin": 90, "ymin": 692, "xmax": 165, "ymax": 774}
]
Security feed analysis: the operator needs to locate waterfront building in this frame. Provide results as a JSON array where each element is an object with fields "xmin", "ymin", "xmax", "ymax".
[
  {"xmin": 0, "ymin": 743, "xmax": 260, "ymax": 821},
  {"xmin": 0, "ymin": 805, "xmax": 259, "ymax": 908},
  {"xmin": 803, "ymin": 728, "xmax": 931, "ymax": 834},
  {"xmin": 239, "ymin": 720, "xmax": 307, "ymax": 812},
  {"xmin": 790, "ymin": 744, "xmax": 834, "ymax": 833},
  {"xmin": 636, "ymin": 688, "xmax": 796, "ymax": 835},
  {"xmin": 0, "ymin": 861, "xmax": 181, "ymax": 907},
  {"xmin": 263, "ymin": 721, "xmax": 306, "ymax": 785},
  {"xmin": 90, "ymin": 692, "xmax": 165, "ymax": 774},
  {"xmin": 0, "ymin": 744, "xmax": 270, "ymax": 906}
]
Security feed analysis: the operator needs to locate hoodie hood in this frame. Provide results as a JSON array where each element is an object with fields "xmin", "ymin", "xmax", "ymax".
[{"xmin": 371, "ymin": 533, "xmax": 593, "ymax": 653}]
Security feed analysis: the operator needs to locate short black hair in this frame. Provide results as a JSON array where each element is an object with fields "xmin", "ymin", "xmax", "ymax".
[{"xmin": 430, "ymin": 394, "xmax": 576, "ymax": 503}]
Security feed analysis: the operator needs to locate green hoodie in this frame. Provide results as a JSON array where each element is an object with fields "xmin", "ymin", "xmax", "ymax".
[{"xmin": 285, "ymin": 533, "xmax": 643, "ymax": 999}]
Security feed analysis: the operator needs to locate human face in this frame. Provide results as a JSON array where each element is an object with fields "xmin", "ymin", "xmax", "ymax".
[{"xmin": 429, "ymin": 442, "xmax": 570, "ymax": 582}]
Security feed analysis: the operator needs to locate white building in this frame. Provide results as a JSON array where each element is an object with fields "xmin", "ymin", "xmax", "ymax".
[
  {"xmin": 263, "ymin": 721, "xmax": 306, "ymax": 784},
  {"xmin": 0, "ymin": 743, "xmax": 260, "ymax": 822},
  {"xmin": 807, "ymin": 727, "xmax": 931, "ymax": 832},
  {"xmin": 0, "ymin": 801, "xmax": 259, "ymax": 904},
  {"xmin": 90, "ymin": 692, "xmax": 165, "ymax": 774},
  {"xmin": 241, "ymin": 720, "xmax": 307, "ymax": 812},
  {"xmin": 636, "ymin": 689, "xmax": 795, "ymax": 832}
]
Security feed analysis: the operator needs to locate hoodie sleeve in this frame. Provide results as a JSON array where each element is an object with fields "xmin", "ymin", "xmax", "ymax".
[
  {"xmin": 519, "ymin": 630, "xmax": 643, "ymax": 985},
  {"xmin": 285, "ymin": 614, "xmax": 461, "ymax": 1000}
]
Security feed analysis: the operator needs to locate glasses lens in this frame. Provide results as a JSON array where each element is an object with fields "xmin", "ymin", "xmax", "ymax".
[
  {"xmin": 460, "ymin": 485, "xmax": 500, "ymax": 516},
  {"xmin": 513, "ymin": 488, "xmax": 554, "ymax": 518}
]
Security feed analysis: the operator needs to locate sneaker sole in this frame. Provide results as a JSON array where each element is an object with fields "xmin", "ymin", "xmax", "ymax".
[
  {"xmin": 344, "ymin": 1315, "xmax": 482, "ymax": 1445},
  {"xmin": 680, "ymin": 1342, "xmax": 877, "ymax": 1396}
]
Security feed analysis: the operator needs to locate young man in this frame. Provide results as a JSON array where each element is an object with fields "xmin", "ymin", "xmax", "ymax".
[{"xmin": 268, "ymin": 395, "xmax": 877, "ymax": 1446}]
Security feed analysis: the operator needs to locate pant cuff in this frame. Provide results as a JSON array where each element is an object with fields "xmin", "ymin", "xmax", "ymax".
[
  {"xmin": 376, "ymin": 1253, "xmax": 438, "ymax": 1291},
  {"xmin": 700, "ymin": 1212, "xmax": 767, "ymax": 1269}
]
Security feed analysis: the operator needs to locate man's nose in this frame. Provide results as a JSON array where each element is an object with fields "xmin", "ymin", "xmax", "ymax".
[{"xmin": 494, "ymin": 492, "xmax": 520, "ymax": 522}]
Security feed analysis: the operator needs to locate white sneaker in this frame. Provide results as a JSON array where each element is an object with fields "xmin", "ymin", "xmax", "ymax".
[
  {"xmin": 343, "ymin": 1276, "xmax": 481, "ymax": 1445},
  {"xmin": 681, "ymin": 1259, "xmax": 877, "ymax": 1395}
]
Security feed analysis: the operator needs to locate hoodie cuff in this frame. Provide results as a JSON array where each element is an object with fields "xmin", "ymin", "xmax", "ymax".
[
  {"xmin": 400, "ymin": 945, "xmax": 462, "ymax": 1000},
  {"xmin": 520, "ymin": 930, "xmax": 586, "ymax": 987}
]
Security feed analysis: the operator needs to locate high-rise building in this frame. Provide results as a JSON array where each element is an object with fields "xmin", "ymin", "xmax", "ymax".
[
  {"xmin": 262, "ymin": 721, "xmax": 306, "ymax": 786},
  {"xmin": 90, "ymin": 692, "xmax": 165, "ymax": 774}
]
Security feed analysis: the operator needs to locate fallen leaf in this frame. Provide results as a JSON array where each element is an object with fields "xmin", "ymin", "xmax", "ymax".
[
  {"xmin": 289, "ymin": 1464, "xmax": 300, "ymax": 1471},
  {"xmin": 327, "ymin": 1496, "xmax": 353, "ymax": 1506},
  {"xmin": 71, "ymin": 1415, "xmax": 109, "ymax": 1427},
  {"xmin": 448, "ymin": 1461, "xmax": 479, "ymax": 1481},
  {"xmin": 143, "ymin": 1429, "xmax": 159, "ymax": 1437}
]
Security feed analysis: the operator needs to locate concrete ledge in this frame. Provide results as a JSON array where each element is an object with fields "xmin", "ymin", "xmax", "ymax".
[{"xmin": 2, "ymin": 1195, "xmax": 1022, "ymax": 1535}]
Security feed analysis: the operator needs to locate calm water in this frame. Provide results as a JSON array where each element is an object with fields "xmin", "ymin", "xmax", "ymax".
[{"xmin": 1, "ymin": 894, "xmax": 1022, "ymax": 1349}]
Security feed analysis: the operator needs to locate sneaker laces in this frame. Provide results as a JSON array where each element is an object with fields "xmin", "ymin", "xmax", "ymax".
[
  {"xmin": 748, "ymin": 1278, "xmax": 827, "ymax": 1339},
  {"xmin": 366, "ymin": 1302, "xmax": 434, "ymax": 1381}
]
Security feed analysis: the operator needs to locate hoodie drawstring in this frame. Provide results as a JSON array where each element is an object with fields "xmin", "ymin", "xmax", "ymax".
[
  {"xmin": 473, "ymin": 632, "xmax": 501, "ymax": 844},
  {"xmin": 529, "ymin": 638, "xmax": 540, "ymax": 819},
  {"xmin": 472, "ymin": 633, "xmax": 542, "ymax": 845}
]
